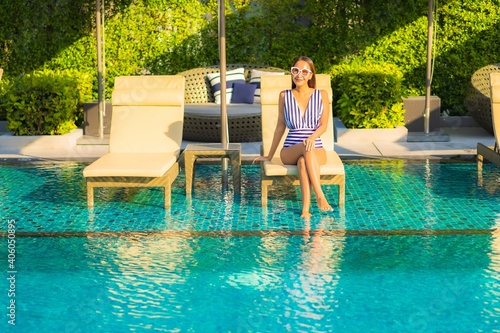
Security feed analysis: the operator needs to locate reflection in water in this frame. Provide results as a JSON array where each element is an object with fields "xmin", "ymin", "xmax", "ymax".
[
  {"xmin": 290, "ymin": 221, "xmax": 344, "ymax": 321},
  {"xmin": 87, "ymin": 207, "xmax": 95, "ymax": 223},
  {"xmin": 9, "ymin": 232, "xmax": 500, "ymax": 332},
  {"xmin": 223, "ymin": 218, "xmax": 347, "ymax": 332},
  {"xmin": 483, "ymin": 214, "xmax": 500, "ymax": 323},
  {"xmin": 423, "ymin": 159, "xmax": 438, "ymax": 227},
  {"xmin": 478, "ymin": 165, "xmax": 500, "ymax": 194},
  {"xmin": 226, "ymin": 236, "xmax": 286, "ymax": 291},
  {"xmin": 87, "ymin": 236, "xmax": 196, "ymax": 322}
]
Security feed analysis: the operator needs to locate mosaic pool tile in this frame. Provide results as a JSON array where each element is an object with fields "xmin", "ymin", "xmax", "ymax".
[{"xmin": 0, "ymin": 160, "xmax": 499, "ymax": 234}]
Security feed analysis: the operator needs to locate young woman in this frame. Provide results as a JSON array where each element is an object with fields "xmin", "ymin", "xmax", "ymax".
[{"xmin": 254, "ymin": 56, "xmax": 333, "ymax": 218}]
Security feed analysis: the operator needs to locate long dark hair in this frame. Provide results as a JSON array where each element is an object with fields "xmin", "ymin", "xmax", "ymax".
[{"xmin": 291, "ymin": 56, "xmax": 316, "ymax": 89}]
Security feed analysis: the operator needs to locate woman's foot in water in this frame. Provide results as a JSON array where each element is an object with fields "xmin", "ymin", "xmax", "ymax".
[{"xmin": 317, "ymin": 197, "xmax": 333, "ymax": 212}]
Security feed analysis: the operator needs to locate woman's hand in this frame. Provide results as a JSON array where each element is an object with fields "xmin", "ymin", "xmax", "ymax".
[
  {"xmin": 253, "ymin": 156, "xmax": 271, "ymax": 164},
  {"xmin": 303, "ymin": 137, "xmax": 315, "ymax": 151}
]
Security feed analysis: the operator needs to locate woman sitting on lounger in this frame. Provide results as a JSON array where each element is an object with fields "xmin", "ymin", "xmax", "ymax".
[{"xmin": 253, "ymin": 56, "xmax": 333, "ymax": 218}]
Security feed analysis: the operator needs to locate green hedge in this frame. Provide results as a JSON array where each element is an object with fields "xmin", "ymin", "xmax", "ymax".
[
  {"xmin": 331, "ymin": 61, "xmax": 405, "ymax": 129},
  {"xmin": 1, "ymin": 0, "xmax": 500, "ymax": 129},
  {"xmin": 357, "ymin": 0, "xmax": 500, "ymax": 115},
  {"xmin": 1, "ymin": 69, "xmax": 91, "ymax": 135}
]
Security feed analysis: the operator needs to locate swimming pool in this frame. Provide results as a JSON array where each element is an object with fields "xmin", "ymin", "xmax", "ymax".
[{"xmin": 1, "ymin": 160, "xmax": 499, "ymax": 332}]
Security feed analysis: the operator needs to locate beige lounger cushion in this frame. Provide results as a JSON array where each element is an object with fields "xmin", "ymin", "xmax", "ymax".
[
  {"xmin": 263, "ymin": 151, "xmax": 344, "ymax": 176},
  {"xmin": 108, "ymin": 106, "xmax": 183, "ymax": 154},
  {"xmin": 83, "ymin": 153, "xmax": 177, "ymax": 178},
  {"xmin": 111, "ymin": 75, "xmax": 185, "ymax": 106}
]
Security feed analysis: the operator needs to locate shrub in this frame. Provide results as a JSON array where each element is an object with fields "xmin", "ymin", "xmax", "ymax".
[
  {"xmin": 0, "ymin": 78, "xmax": 11, "ymax": 121},
  {"xmin": 3, "ymin": 69, "xmax": 91, "ymax": 135},
  {"xmin": 331, "ymin": 61, "xmax": 405, "ymax": 129}
]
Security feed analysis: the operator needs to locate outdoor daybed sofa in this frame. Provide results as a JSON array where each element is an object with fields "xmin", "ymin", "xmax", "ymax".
[
  {"xmin": 177, "ymin": 64, "xmax": 286, "ymax": 142},
  {"xmin": 466, "ymin": 63, "xmax": 500, "ymax": 135}
]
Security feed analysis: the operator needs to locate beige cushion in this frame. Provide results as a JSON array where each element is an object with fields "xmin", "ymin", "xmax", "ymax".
[
  {"xmin": 491, "ymin": 73, "xmax": 500, "ymax": 148},
  {"xmin": 249, "ymin": 69, "xmax": 286, "ymax": 103},
  {"xmin": 109, "ymin": 106, "xmax": 183, "ymax": 154},
  {"xmin": 112, "ymin": 75, "xmax": 185, "ymax": 106},
  {"xmin": 83, "ymin": 153, "xmax": 177, "ymax": 177},
  {"xmin": 263, "ymin": 151, "xmax": 344, "ymax": 176}
]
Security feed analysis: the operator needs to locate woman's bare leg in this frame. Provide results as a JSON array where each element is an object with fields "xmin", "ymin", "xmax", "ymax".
[
  {"xmin": 297, "ymin": 157, "xmax": 312, "ymax": 217},
  {"xmin": 303, "ymin": 148, "xmax": 332, "ymax": 212},
  {"xmin": 281, "ymin": 144, "xmax": 333, "ymax": 213}
]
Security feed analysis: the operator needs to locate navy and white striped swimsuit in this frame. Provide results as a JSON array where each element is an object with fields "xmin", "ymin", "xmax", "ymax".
[{"xmin": 283, "ymin": 89, "xmax": 324, "ymax": 148}]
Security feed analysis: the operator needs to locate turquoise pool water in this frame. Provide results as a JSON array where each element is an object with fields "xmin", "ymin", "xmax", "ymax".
[{"xmin": 0, "ymin": 160, "xmax": 499, "ymax": 332}]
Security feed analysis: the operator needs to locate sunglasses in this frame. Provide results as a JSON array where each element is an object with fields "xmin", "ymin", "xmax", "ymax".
[{"xmin": 291, "ymin": 67, "xmax": 312, "ymax": 76}]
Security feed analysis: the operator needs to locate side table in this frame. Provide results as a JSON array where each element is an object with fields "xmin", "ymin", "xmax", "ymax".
[{"xmin": 183, "ymin": 143, "xmax": 242, "ymax": 194}]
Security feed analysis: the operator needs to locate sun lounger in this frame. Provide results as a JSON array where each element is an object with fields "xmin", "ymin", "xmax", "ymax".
[{"xmin": 83, "ymin": 75, "xmax": 185, "ymax": 208}]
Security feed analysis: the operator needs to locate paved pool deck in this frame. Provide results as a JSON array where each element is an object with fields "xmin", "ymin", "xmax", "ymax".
[{"xmin": 0, "ymin": 119, "xmax": 496, "ymax": 163}]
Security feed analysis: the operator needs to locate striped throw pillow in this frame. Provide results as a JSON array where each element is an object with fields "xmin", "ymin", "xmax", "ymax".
[{"xmin": 206, "ymin": 68, "xmax": 246, "ymax": 104}]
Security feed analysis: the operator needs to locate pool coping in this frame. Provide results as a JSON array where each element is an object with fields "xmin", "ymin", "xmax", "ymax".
[{"xmin": 0, "ymin": 117, "xmax": 496, "ymax": 162}]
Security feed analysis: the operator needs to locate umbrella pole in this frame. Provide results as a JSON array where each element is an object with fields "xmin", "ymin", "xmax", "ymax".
[
  {"xmin": 408, "ymin": 0, "xmax": 448, "ymax": 142},
  {"xmin": 219, "ymin": 0, "xmax": 229, "ymax": 188},
  {"xmin": 96, "ymin": 0, "xmax": 104, "ymax": 140},
  {"xmin": 424, "ymin": 0, "xmax": 434, "ymax": 134}
]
